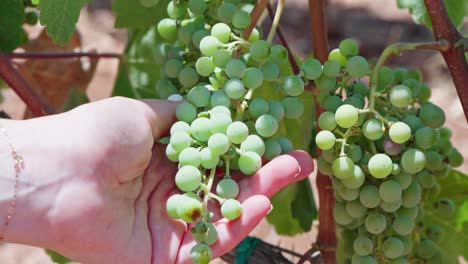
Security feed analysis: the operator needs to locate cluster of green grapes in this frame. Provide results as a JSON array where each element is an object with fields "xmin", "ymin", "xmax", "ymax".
[
  {"xmin": 152, "ymin": 0, "xmax": 304, "ymax": 262},
  {"xmin": 312, "ymin": 39, "xmax": 464, "ymax": 263}
]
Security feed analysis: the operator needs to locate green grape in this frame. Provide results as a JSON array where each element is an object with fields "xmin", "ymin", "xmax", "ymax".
[
  {"xmin": 378, "ymin": 66, "xmax": 395, "ymax": 88},
  {"xmin": 392, "ymin": 214, "xmax": 414, "ymax": 236},
  {"xmin": 401, "ymin": 148, "xmax": 426, "ymax": 174},
  {"xmin": 315, "ymin": 75, "xmax": 337, "ymax": 91},
  {"xmin": 323, "ymin": 60, "xmax": 341, "ymax": 78},
  {"xmin": 382, "ymin": 237, "xmax": 404, "ymax": 259},
  {"xmin": 210, "ymin": 105, "xmax": 231, "ymax": 116},
  {"xmin": 170, "ymin": 121, "xmax": 191, "ymax": 135},
  {"xmin": 331, "ymin": 157, "xmax": 354, "ymax": 179},
  {"xmin": 415, "ymin": 127, "xmax": 437, "ymax": 150},
  {"xmin": 337, "ymin": 184, "xmax": 359, "ymax": 201},
  {"xmin": 360, "ymin": 185, "xmax": 381, "ymax": 208},
  {"xmin": 191, "ymin": 222, "xmax": 209, "ymax": 243},
  {"xmin": 333, "ymin": 202, "xmax": 353, "ymax": 225},
  {"xmin": 436, "ymin": 137, "xmax": 452, "ymax": 155},
  {"xmin": 249, "ymin": 98, "xmax": 269, "ymax": 118},
  {"xmin": 389, "ymin": 122, "xmax": 411, "ymax": 144},
  {"xmin": 277, "ymin": 137, "xmax": 294, "ymax": 154},
  {"xmin": 317, "ymin": 157, "xmax": 333, "ymax": 176},
  {"xmin": 401, "ymin": 181, "xmax": 422, "ymax": 208},
  {"xmin": 255, "ymin": 114, "xmax": 279, "ymax": 137},
  {"xmin": 191, "ymin": 117, "xmax": 212, "ymax": 142},
  {"xmin": 178, "ymin": 67, "xmax": 199, "ymax": 88},
  {"xmin": 379, "ymin": 180, "xmax": 402, "ymax": 203},
  {"xmin": 343, "ymin": 95, "xmax": 365, "ymax": 109},
  {"xmin": 328, "ymin": 48, "xmax": 347, "ymax": 67},
  {"xmin": 315, "ymin": 130, "xmax": 336, "ymax": 150},
  {"xmin": 188, "ymin": 0, "xmax": 207, "ymax": 15},
  {"xmin": 178, "ymin": 25, "xmax": 196, "ymax": 45},
  {"xmin": 318, "ymin": 112, "xmax": 337, "ymax": 131},
  {"xmin": 166, "ymin": 194, "xmax": 182, "ymax": 219},
  {"xmin": 224, "ymin": 79, "xmax": 246, "ymax": 99},
  {"xmin": 342, "ymin": 165, "xmax": 365, "ymax": 189},
  {"xmin": 282, "ymin": 75, "xmax": 304, "ymax": 96},
  {"xmin": 380, "ymin": 199, "xmax": 402, "ymax": 213},
  {"xmin": 242, "ymin": 67, "xmax": 264, "ymax": 89},
  {"xmin": 261, "ymin": 62, "xmax": 280, "ymax": 81},
  {"xmin": 210, "ymin": 113, "xmax": 232, "ymax": 134},
  {"xmin": 419, "ymin": 103, "xmax": 446, "ymax": 128},
  {"xmin": 322, "ymin": 95, "xmax": 342, "ymax": 112},
  {"xmin": 205, "ymin": 222, "xmax": 218, "ymax": 245},
  {"xmin": 393, "ymin": 173, "xmax": 412, "ymax": 190},
  {"xmin": 164, "ymin": 59, "xmax": 183, "ymax": 78},
  {"xmin": 166, "ymin": 144, "xmax": 180, "ymax": 162},
  {"xmin": 368, "ymin": 153, "xmax": 393, "ymax": 178},
  {"xmin": 221, "ymin": 199, "xmax": 242, "ymax": 220},
  {"xmin": 418, "ymin": 84, "xmax": 431, "ymax": 103},
  {"xmin": 208, "ymin": 133, "xmax": 231, "ymax": 155},
  {"xmin": 211, "ymin": 23, "xmax": 231, "ymax": 43},
  {"xmin": 335, "ymin": 105, "xmax": 359, "ymax": 128},
  {"xmin": 282, "ymin": 97, "xmax": 304, "ymax": 119},
  {"xmin": 178, "ymin": 196, "xmax": 202, "ymax": 223},
  {"xmin": 346, "ymin": 56, "xmax": 368, "ymax": 77},
  {"xmin": 249, "ymin": 40, "xmax": 270, "ymax": 61},
  {"xmin": 247, "ymin": 27, "xmax": 260, "ymax": 42},
  {"xmin": 353, "ymin": 235, "xmax": 373, "ymax": 256},
  {"xmin": 424, "ymin": 151, "xmax": 443, "ymax": 171},
  {"xmin": 264, "ymin": 138, "xmax": 282, "ymax": 160},
  {"xmin": 389, "ymin": 85, "xmax": 412, "ymax": 108},
  {"xmin": 269, "ymin": 45, "xmax": 288, "ymax": 63},
  {"xmin": 365, "ymin": 212, "xmax": 387, "ymax": 234},
  {"xmin": 426, "ymin": 225, "xmax": 444, "ymax": 242},
  {"xmin": 438, "ymin": 127, "xmax": 452, "ymax": 138},
  {"xmin": 268, "ymin": 101, "xmax": 285, "ymax": 121},
  {"xmin": 216, "ymin": 3, "xmax": 237, "ymax": 23},
  {"xmin": 187, "ymin": 86, "xmax": 211, "ymax": 107},
  {"xmin": 301, "ymin": 58, "xmax": 322, "ymax": 80},
  {"xmin": 195, "ymin": 57, "xmax": 215, "ymax": 77},
  {"xmin": 398, "ymin": 235, "xmax": 413, "ymax": 255},
  {"xmin": 346, "ymin": 200, "xmax": 368, "ymax": 218},
  {"xmin": 210, "ymin": 90, "xmax": 231, "ymax": 108},
  {"xmin": 351, "ymin": 255, "xmax": 378, "ymax": 264},
  {"xmin": 415, "ymin": 239, "xmax": 436, "ymax": 259},
  {"xmin": 175, "ymin": 165, "xmax": 202, "ymax": 192},
  {"xmin": 199, "ymin": 36, "xmax": 220, "ymax": 56},
  {"xmin": 339, "ymin": 38, "xmax": 359, "ymax": 57},
  {"xmin": 154, "ymin": 43, "xmax": 171, "ymax": 64},
  {"xmin": 240, "ymin": 135, "xmax": 265, "ymax": 156},
  {"xmin": 322, "ymin": 148, "xmax": 337, "ymax": 163},
  {"xmin": 232, "ymin": 10, "xmax": 251, "ymax": 29},
  {"xmin": 352, "ymin": 82, "xmax": 368, "ymax": 97},
  {"xmin": 216, "ymin": 178, "xmax": 239, "ymax": 199},
  {"xmin": 403, "ymin": 79, "xmax": 421, "ymax": 97},
  {"xmin": 212, "ymin": 49, "xmax": 232, "ymax": 68},
  {"xmin": 448, "ymin": 148, "xmax": 464, "ymax": 167},
  {"xmin": 167, "ymin": 1, "xmax": 186, "ymax": 19},
  {"xmin": 179, "ymin": 147, "xmax": 202, "ymax": 167},
  {"xmin": 200, "ymin": 148, "xmax": 220, "ymax": 169},
  {"xmin": 170, "ymin": 131, "xmax": 192, "ymax": 152},
  {"xmin": 402, "ymin": 115, "xmax": 423, "ymax": 133},
  {"xmin": 392, "ymin": 163, "xmax": 401, "ymax": 175},
  {"xmin": 190, "ymin": 243, "xmax": 212, "ymax": 264},
  {"xmin": 363, "ymin": 118, "xmax": 384, "ymax": 140},
  {"xmin": 239, "ymin": 151, "xmax": 262, "ymax": 175},
  {"xmin": 157, "ymin": 18, "xmax": 178, "ymax": 41},
  {"xmin": 434, "ymin": 198, "xmax": 455, "ymax": 217},
  {"xmin": 226, "ymin": 121, "xmax": 249, "ymax": 144},
  {"xmin": 225, "ymin": 59, "xmax": 246, "ymax": 79}
]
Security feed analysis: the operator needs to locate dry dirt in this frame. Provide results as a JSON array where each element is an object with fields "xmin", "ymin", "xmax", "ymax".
[{"xmin": 0, "ymin": 0, "xmax": 466, "ymax": 263}]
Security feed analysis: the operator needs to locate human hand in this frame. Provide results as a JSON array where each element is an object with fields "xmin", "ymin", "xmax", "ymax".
[{"xmin": 1, "ymin": 97, "xmax": 313, "ymax": 264}]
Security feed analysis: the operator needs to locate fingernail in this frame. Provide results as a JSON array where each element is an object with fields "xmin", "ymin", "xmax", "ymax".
[
  {"xmin": 167, "ymin": 94, "xmax": 183, "ymax": 102},
  {"xmin": 294, "ymin": 166, "xmax": 302, "ymax": 178},
  {"xmin": 267, "ymin": 204, "xmax": 274, "ymax": 215}
]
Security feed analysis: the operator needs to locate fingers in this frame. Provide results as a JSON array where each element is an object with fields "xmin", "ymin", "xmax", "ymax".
[
  {"xmin": 236, "ymin": 150, "xmax": 314, "ymax": 202},
  {"xmin": 176, "ymin": 195, "xmax": 271, "ymax": 263},
  {"xmin": 139, "ymin": 99, "xmax": 179, "ymax": 139}
]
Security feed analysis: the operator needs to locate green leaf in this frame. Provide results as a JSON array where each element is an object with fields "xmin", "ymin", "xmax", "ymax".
[
  {"xmin": 0, "ymin": 0, "xmax": 27, "ymax": 51},
  {"xmin": 45, "ymin": 249, "xmax": 71, "ymax": 264},
  {"xmin": 61, "ymin": 88, "xmax": 90, "ymax": 112},
  {"xmin": 112, "ymin": 0, "xmax": 170, "ymax": 29},
  {"xmin": 291, "ymin": 179, "xmax": 317, "ymax": 231},
  {"xmin": 422, "ymin": 169, "xmax": 468, "ymax": 263},
  {"xmin": 38, "ymin": 0, "xmax": 89, "ymax": 45},
  {"xmin": 266, "ymin": 184, "xmax": 304, "ymax": 235}
]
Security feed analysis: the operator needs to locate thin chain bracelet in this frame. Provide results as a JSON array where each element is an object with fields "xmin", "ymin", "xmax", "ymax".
[{"xmin": 0, "ymin": 126, "xmax": 24, "ymax": 241}]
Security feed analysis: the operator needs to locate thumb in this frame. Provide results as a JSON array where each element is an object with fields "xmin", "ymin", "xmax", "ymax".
[{"xmin": 139, "ymin": 99, "xmax": 180, "ymax": 139}]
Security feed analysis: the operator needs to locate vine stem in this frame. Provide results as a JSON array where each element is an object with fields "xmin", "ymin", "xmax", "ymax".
[
  {"xmin": 0, "ymin": 53, "xmax": 54, "ymax": 117},
  {"xmin": 243, "ymin": 0, "xmax": 269, "ymax": 39},
  {"xmin": 266, "ymin": 0, "xmax": 285, "ymax": 45},
  {"xmin": 424, "ymin": 0, "xmax": 468, "ymax": 120},
  {"xmin": 368, "ymin": 41, "xmax": 449, "ymax": 110}
]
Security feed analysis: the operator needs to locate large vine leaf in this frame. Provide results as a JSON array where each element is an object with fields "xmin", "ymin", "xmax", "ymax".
[
  {"xmin": 422, "ymin": 169, "xmax": 468, "ymax": 263},
  {"xmin": 396, "ymin": 0, "xmax": 468, "ymax": 29},
  {"xmin": 38, "ymin": 0, "xmax": 90, "ymax": 45},
  {"xmin": 0, "ymin": 0, "xmax": 27, "ymax": 51},
  {"xmin": 112, "ymin": 0, "xmax": 169, "ymax": 29}
]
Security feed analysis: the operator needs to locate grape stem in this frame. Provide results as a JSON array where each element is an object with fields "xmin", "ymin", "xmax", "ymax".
[
  {"xmin": 208, "ymin": 193, "xmax": 226, "ymax": 204},
  {"xmin": 201, "ymin": 169, "xmax": 217, "ymax": 218},
  {"xmin": 368, "ymin": 41, "xmax": 449, "ymax": 110},
  {"xmin": 266, "ymin": 0, "xmax": 285, "ymax": 45}
]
